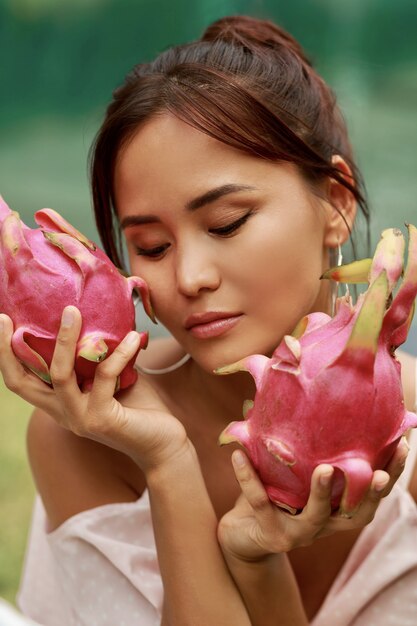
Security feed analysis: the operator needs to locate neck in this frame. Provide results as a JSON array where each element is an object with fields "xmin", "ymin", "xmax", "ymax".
[{"xmin": 188, "ymin": 358, "xmax": 256, "ymax": 427}]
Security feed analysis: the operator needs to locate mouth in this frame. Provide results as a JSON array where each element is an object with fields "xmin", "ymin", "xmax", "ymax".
[{"xmin": 184, "ymin": 312, "xmax": 243, "ymax": 339}]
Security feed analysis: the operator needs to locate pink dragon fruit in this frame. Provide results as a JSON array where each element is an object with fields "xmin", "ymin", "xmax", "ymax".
[
  {"xmin": 218, "ymin": 225, "xmax": 417, "ymax": 514},
  {"xmin": 0, "ymin": 196, "xmax": 154, "ymax": 391}
]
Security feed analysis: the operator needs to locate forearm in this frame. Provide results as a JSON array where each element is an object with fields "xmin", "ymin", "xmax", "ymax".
[
  {"xmin": 223, "ymin": 551, "xmax": 308, "ymax": 626},
  {"xmin": 146, "ymin": 442, "xmax": 251, "ymax": 626}
]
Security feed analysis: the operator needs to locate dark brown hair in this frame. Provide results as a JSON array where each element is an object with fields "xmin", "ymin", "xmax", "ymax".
[{"xmin": 90, "ymin": 14, "xmax": 369, "ymax": 271}]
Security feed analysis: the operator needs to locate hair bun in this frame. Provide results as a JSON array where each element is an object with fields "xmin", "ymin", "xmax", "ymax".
[{"xmin": 201, "ymin": 15, "xmax": 312, "ymax": 66}]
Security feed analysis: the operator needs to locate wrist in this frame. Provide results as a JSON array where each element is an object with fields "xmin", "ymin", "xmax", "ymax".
[
  {"xmin": 144, "ymin": 438, "xmax": 197, "ymax": 485},
  {"xmin": 218, "ymin": 517, "xmax": 274, "ymax": 564},
  {"xmin": 222, "ymin": 546, "xmax": 277, "ymax": 567},
  {"xmin": 223, "ymin": 550, "xmax": 308, "ymax": 626}
]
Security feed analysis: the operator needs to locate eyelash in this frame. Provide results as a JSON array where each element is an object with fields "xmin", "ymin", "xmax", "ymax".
[
  {"xmin": 134, "ymin": 211, "xmax": 252, "ymax": 258},
  {"xmin": 134, "ymin": 244, "xmax": 169, "ymax": 258},
  {"xmin": 209, "ymin": 211, "xmax": 252, "ymax": 236}
]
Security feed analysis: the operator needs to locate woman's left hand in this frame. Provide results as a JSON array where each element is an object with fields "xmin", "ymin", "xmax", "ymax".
[{"xmin": 218, "ymin": 442, "xmax": 409, "ymax": 561}]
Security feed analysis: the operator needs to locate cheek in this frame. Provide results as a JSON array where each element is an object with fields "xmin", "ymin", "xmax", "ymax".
[
  {"xmin": 236, "ymin": 224, "xmax": 325, "ymax": 328},
  {"xmin": 237, "ymin": 221, "xmax": 323, "ymax": 290}
]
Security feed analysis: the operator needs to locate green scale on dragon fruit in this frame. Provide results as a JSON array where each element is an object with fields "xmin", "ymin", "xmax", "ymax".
[
  {"xmin": 0, "ymin": 196, "xmax": 155, "ymax": 392},
  {"xmin": 217, "ymin": 226, "xmax": 417, "ymax": 516}
]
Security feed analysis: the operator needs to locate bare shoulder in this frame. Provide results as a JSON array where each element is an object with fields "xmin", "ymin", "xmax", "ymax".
[
  {"xmin": 27, "ymin": 408, "xmax": 146, "ymax": 531},
  {"xmin": 397, "ymin": 350, "xmax": 416, "ymax": 411}
]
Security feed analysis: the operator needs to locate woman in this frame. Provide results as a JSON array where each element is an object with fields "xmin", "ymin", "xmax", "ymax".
[{"xmin": 1, "ymin": 15, "xmax": 416, "ymax": 626}]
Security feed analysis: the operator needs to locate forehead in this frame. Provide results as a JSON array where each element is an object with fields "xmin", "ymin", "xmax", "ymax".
[
  {"xmin": 115, "ymin": 115, "xmax": 267, "ymax": 203},
  {"xmin": 113, "ymin": 113, "xmax": 314, "ymax": 217},
  {"xmin": 115, "ymin": 114, "xmax": 256, "ymax": 184}
]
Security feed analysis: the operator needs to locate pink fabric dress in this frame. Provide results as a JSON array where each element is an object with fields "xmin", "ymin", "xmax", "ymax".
[
  {"xmin": 18, "ymin": 491, "xmax": 162, "ymax": 626},
  {"xmin": 311, "ymin": 429, "xmax": 417, "ymax": 626},
  {"xmin": 18, "ymin": 417, "xmax": 417, "ymax": 625}
]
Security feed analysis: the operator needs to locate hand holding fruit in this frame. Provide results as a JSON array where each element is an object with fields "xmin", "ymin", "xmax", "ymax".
[
  {"xmin": 0, "ymin": 198, "xmax": 190, "ymax": 471},
  {"xmin": 218, "ymin": 443, "xmax": 409, "ymax": 562},
  {"xmin": 0, "ymin": 306, "xmax": 189, "ymax": 474}
]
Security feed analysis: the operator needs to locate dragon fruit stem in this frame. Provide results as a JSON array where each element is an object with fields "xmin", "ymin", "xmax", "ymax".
[
  {"xmin": 0, "ymin": 195, "xmax": 12, "ymax": 224},
  {"xmin": 77, "ymin": 335, "xmax": 109, "ymax": 362},
  {"xmin": 215, "ymin": 354, "xmax": 269, "ymax": 388},
  {"xmin": 369, "ymin": 228, "xmax": 404, "ymax": 293},
  {"xmin": 242, "ymin": 399, "xmax": 254, "ymax": 418},
  {"xmin": 127, "ymin": 276, "xmax": 156, "ymax": 323},
  {"xmin": 382, "ymin": 223, "xmax": 417, "ymax": 344},
  {"xmin": 1, "ymin": 212, "xmax": 33, "ymax": 262},
  {"xmin": 11, "ymin": 328, "xmax": 52, "ymax": 384},
  {"xmin": 42, "ymin": 231, "xmax": 98, "ymax": 274},
  {"xmin": 340, "ymin": 271, "xmax": 389, "ymax": 366},
  {"xmin": 218, "ymin": 420, "xmax": 251, "ymax": 447},
  {"xmin": 333, "ymin": 457, "xmax": 374, "ymax": 515},
  {"xmin": 320, "ymin": 258, "xmax": 372, "ymax": 284},
  {"xmin": 35, "ymin": 208, "xmax": 96, "ymax": 250},
  {"xmin": 290, "ymin": 315, "xmax": 309, "ymax": 339}
]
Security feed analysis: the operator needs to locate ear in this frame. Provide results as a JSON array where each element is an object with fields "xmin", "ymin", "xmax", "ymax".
[{"xmin": 323, "ymin": 155, "xmax": 358, "ymax": 248}]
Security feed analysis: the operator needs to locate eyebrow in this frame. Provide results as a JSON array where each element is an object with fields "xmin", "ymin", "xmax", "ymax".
[{"xmin": 119, "ymin": 183, "xmax": 258, "ymax": 229}]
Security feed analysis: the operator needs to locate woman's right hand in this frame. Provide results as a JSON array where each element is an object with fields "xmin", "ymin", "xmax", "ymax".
[
  {"xmin": 218, "ymin": 442, "xmax": 408, "ymax": 562},
  {"xmin": 0, "ymin": 306, "xmax": 190, "ymax": 474}
]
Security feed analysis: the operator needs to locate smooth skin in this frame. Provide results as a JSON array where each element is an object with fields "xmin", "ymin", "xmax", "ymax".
[{"xmin": 0, "ymin": 114, "xmax": 415, "ymax": 625}]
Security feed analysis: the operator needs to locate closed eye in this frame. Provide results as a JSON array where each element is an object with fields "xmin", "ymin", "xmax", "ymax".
[
  {"xmin": 209, "ymin": 211, "xmax": 252, "ymax": 236},
  {"xmin": 134, "ymin": 243, "xmax": 169, "ymax": 258},
  {"xmin": 134, "ymin": 211, "xmax": 253, "ymax": 256}
]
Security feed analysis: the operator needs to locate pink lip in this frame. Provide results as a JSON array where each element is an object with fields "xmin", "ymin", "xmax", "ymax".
[{"xmin": 185, "ymin": 312, "xmax": 243, "ymax": 339}]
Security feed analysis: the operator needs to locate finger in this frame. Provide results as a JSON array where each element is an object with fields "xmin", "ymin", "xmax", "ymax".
[
  {"xmin": 301, "ymin": 464, "xmax": 333, "ymax": 530},
  {"xmin": 89, "ymin": 331, "xmax": 143, "ymax": 407},
  {"xmin": 49, "ymin": 306, "xmax": 83, "ymax": 400},
  {"xmin": 370, "ymin": 469, "xmax": 391, "ymax": 496},
  {"xmin": 382, "ymin": 436, "xmax": 409, "ymax": 495},
  {"xmin": 0, "ymin": 314, "xmax": 57, "ymax": 412},
  {"xmin": 231, "ymin": 450, "xmax": 275, "ymax": 523}
]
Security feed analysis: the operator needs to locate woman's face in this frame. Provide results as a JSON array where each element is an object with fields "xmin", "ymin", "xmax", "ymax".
[{"xmin": 114, "ymin": 114, "xmax": 334, "ymax": 372}]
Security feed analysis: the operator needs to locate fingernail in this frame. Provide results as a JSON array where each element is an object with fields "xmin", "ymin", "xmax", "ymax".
[
  {"xmin": 124, "ymin": 331, "xmax": 139, "ymax": 345},
  {"xmin": 0, "ymin": 316, "xmax": 4, "ymax": 332},
  {"xmin": 398, "ymin": 437, "xmax": 410, "ymax": 466},
  {"xmin": 61, "ymin": 307, "xmax": 74, "ymax": 328},
  {"xmin": 373, "ymin": 477, "xmax": 389, "ymax": 492},
  {"xmin": 320, "ymin": 468, "xmax": 334, "ymax": 487},
  {"xmin": 401, "ymin": 437, "xmax": 410, "ymax": 454},
  {"xmin": 232, "ymin": 450, "xmax": 246, "ymax": 469}
]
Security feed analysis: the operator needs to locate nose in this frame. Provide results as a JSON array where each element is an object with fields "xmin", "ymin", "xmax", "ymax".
[{"xmin": 176, "ymin": 238, "xmax": 221, "ymax": 297}]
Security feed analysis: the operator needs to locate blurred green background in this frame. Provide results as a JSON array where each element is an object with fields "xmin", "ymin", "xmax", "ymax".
[{"xmin": 1, "ymin": 0, "xmax": 417, "ymax": 606}]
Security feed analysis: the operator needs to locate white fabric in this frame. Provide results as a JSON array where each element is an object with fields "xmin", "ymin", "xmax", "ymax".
[
  {"xmin": 0, "ymin": 599, "xmax": 41, "ymax": 626},
  {"xmin": 18, "ymin": 492, "xmax": 162, "ymax": 626},
  {"xmin": 311, "ymin": 482, "xmax": 417, "ymax": 625}
]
